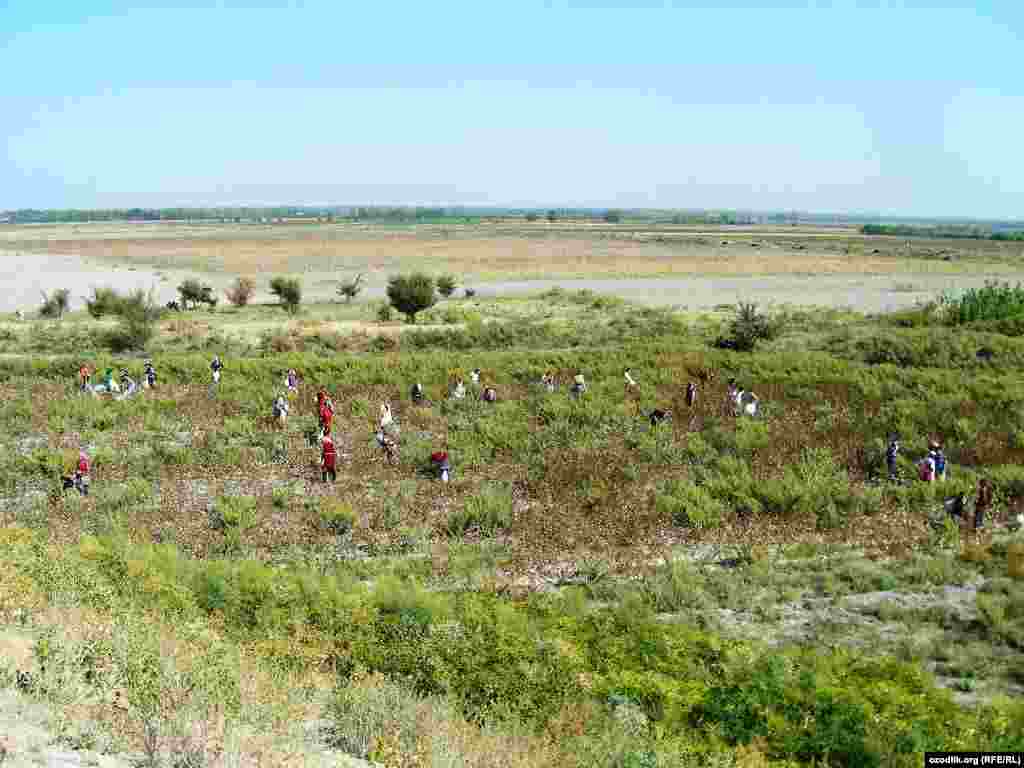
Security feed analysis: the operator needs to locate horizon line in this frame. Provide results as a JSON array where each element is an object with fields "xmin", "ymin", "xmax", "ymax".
[{"xmin": 3, "ymin": 205, "xmax": 1022, "ymax": 225}]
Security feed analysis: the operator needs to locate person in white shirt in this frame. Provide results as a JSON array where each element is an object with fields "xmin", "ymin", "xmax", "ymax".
[
  {"xmin": 624, "ymin": 368, "xmax": 639, "ymax": 398},
  {"xmin": 273, "ymin": 392, "xmax": 289, "ymax": 426},
  {"xmin": 738, "ymin": 389, "xmax": 759, "ymax": 417},
  {"xmin": 379, "ymin": 402, "xmax": 398, "ymax": 436}
]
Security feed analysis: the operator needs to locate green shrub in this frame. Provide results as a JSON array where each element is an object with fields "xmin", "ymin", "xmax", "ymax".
[
  {"xmin": 655, "ymin": 481, "xmax": 725, "ymax": 530},
  {"xmin": 326, "ymin": 671, "xmax": 423, "ymax": 759},
  {"xmin": 177, "ymin": 278, "xmax": 218, "ymax": 310},
  {"xmin": 208, "ymin": 495, "xmax": 257, "ymax": 531},
  {"xmin": 371, "ymin": 574, "xmax": 449, "ymax": 627},
  {"xmin": 269, "ymin": 276, "xmax": 302, "ymax": 314},
  {"xmin": 39, "ymin": 288, "xmax": 71, "ymax": 319},
  {"xmin": 320, "ymin": 500, "xmax": 356, "ymax": 535},
  {"xmin": 940, "ymin": 280, "xmax": 1024, "ymax": 325},
  {"xmin": 271, "ymin": 485, "xmax": 290, "ymax": 510},
  {"xmin": 376, "ymin": 303, "xmax": 393, "ymax": 322},
  {"xmin": 446, "ymin": 482, "xmax": 514, "ymax": 536},
  {"xmin": 696, "ymin": 455, "xmax": 761, "ymax": 517},
  {"xmin": 715, "ymin": 302, "xmax": 781, "ymax": 352},
  {"xmin": 107, "ymin": 288, "xmax": 164, "ymax": 352},
  {"xmin": 387, "ymin": 273, "xmax": 437, "ymax": 323},
  {"xmin": 436, "ymin": 274, "xmax": 457, "ymax": 298},
  {"xmin": 85, "ymin": 286, "xmax": 123, "ymax": 318},
  {"xmin": 337, "ymin": 273, "xmax": 365, "ymax": 303}
]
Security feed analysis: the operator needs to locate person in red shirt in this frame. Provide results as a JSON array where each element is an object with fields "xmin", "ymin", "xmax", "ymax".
[
  {"xmin": 319, "ymin": 400, "xmax": 334, "ymax": 436},
  {"xmin": 74, "ymin": 451, "xmax": 90, "ymax": 496},
  {"xmin": 78, "ymin": 365, "xmax": 91, "ymax": 393},
  {"xmin": 320, "ymin": 434, "xmax": 337, "ymax": 483}
]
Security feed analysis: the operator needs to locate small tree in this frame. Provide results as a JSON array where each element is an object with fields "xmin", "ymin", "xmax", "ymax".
[
  {"xmin": 604, "ymin": 209, "xmax": 623, "ymax": 223},
  {"xmin": 269, "ymin": 276, "xmax": 302, "ymax": 314},
  {"xmin": 525, "ymin": 212, "xmax": 539, "ymax": 222},
  {"xmin": 178, "ymin": 279, "xmax": 217, "ymax": 310},
  {"xmin": 546, "ymin": 209, "xmax": 558, "ymax": 222},
  {"xmin": 225, "ymin": 277, "xmax": 256, "ymax": 307},
  {"xmin": 436, "ymin": 275, "xmax": 456, "ymax": 298},
  {"xmin": 39, "ymin": 288, "xmax": 71, "ymax": 319},
  {"xmin": 85, "ymin": 286, "xmax": 123, "ymax": 318},
  {"xmin": 464, "ymin": 287, "xmax": 476, "ymax": 299},
  {"xmin": 386, "ymin": 273, "xmax": 436, "ymax": 324},
  {"xmin": 337, "ymin": 273, "xmax": 365, "ymax": 303},
  {"xmin": 715, "ymin": 302, "xmax": 780, "ymax": 352},
  {"xmin": 108, "ymin": 288, "xmax": 164, "ymax": 352}
]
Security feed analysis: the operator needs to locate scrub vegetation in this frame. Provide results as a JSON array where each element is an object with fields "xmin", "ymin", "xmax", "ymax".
[{"xmin": 0, "ymin": 283, "xmax": 1023, "ymax": 767}]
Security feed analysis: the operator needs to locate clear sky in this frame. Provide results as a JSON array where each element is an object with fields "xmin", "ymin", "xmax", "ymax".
[{"xmin": 2, "ymin": 1, "xmax": 1022, "ymax": 218}]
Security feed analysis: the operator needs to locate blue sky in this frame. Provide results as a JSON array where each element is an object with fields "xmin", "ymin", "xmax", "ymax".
[{"xmin": 2, "ymin": 1, "xmax": 1022, "ymax": 218}]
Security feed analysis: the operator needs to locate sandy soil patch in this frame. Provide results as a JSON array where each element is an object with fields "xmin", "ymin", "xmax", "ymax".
[{"xmin": 3, "ymin": 248, "xmax": 1023, "ymax": 315}]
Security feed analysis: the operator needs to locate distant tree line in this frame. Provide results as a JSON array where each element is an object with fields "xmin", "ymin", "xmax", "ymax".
[
  {"xmin": 861, "ymin": 224, "xmax": 1024, "ymax": 241},
  {"xmin": 5, "ymin": 206, "xmax": 480, "ymax": 224},
  {"xmin": 9, "ymin": 206, "xmax": 1017, "ymax": 232}
]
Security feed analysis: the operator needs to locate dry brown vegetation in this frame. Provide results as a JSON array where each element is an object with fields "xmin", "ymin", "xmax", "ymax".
[{"xmin": 5, "ymin": 221, "xmax": 1022, "ymax": 280}]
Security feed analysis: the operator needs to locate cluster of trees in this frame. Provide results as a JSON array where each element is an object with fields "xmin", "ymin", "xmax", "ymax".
[
  {"xmin": 6, "ymin": 206, "xmax": 482, "ymax": 224},
  {"xmin": 176, "ymin": 270, "xmax": 467, "ymax": 322},
  {"xmin": 7, "ymin": 207, "xmax": 329, "ymax": 223},
  {"xmin": 41, "ymin": 270, "xmax": 467, "ymax": 323},
  {"xmin": 861, "ymin": 223, "xmax": 1024, "ymax": 240},
  {"xmin": 384, "ymin": 273, "xmax": 460, "ymax": 323}
]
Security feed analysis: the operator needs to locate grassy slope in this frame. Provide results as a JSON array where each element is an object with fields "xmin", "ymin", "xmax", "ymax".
[{"xmin": 0, "ymin": 292, "xmax": 1023, "ymax": 766}]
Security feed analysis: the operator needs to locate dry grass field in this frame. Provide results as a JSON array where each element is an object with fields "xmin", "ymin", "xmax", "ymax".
[{"xmin": 4, "ymin": 221, "xmax": 1022, "ymax": 281}]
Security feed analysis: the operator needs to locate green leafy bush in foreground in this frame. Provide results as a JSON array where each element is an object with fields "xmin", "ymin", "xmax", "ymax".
[{"xmin": 4, "ymin": 526, "xmax": 1023, "ymax": 767}]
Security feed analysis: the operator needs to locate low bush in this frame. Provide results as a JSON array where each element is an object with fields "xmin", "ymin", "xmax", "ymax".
[
  {"xmin": 85, "ymin": 286, "xmax": 124, "ymax": 318},
  {"xmin": 437, "ymin": 274, "xmax": 457, "ymax": 298},
  {"xmin": 269, "ymin": 276, "xmax": 302, "ymax": 314},
  {"xmin": 224, "ymin": 276, "xmax": 256, "ymax": 307},
  {"xmin": 106, "ymin": 288, "xmax": 164, "ymax": 352},
  {"xmin": 387, "ymin": 273, "xmax": 437, "ymax": 323},
  {"xmin": 177, "ymin": 278, "xmax": 218, "ymax": 310},
  {"xmin": 208, "ymin": 495, "xmax": 257, "ymax": 531},
  {"xmin": 39, "ymin": 288, "xmax": 71, "ymax": 319},
  {"xmin": 338, "ymin": 273, "xmax": 365, "ymax": 303},
  {"xmin": 715, "ymin": 302, "xmax": 781, "ymax": 352},
  {"xmin": 655, "ymin": 480, "xmax": 725, "ymax": 530},
  {"xmin": 940, "ymin": 281, "xmax": 1024, "ymax": 325},
  {"xmin": 447, "ymin": 482, "xmax": 514, "ymax": 536},
  {"xmin": 319, "ymin": 499, "xmax": 355, "ymax": 535}
]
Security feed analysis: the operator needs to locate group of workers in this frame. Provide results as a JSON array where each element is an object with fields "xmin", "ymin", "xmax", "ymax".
[
  {"xmin": 62, "ymin": 355, "xmax": 1009, "ymax": 534},
  {"xmin": 886, "ymin": 436, "xmax": 996, "ymax": 531},
  {"xmin": 78, "ymin": 361, "xmax": 157, "ymax": 399}
]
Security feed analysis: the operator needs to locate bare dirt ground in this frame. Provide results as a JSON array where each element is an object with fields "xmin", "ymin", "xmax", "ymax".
[
  {"xmin": 2, "ymin": 221, "xmax": 1023, "ymax": 313},
  {"xmin": 0, "ymin": 247, "xmax": 1018, "ymax": 315}
]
